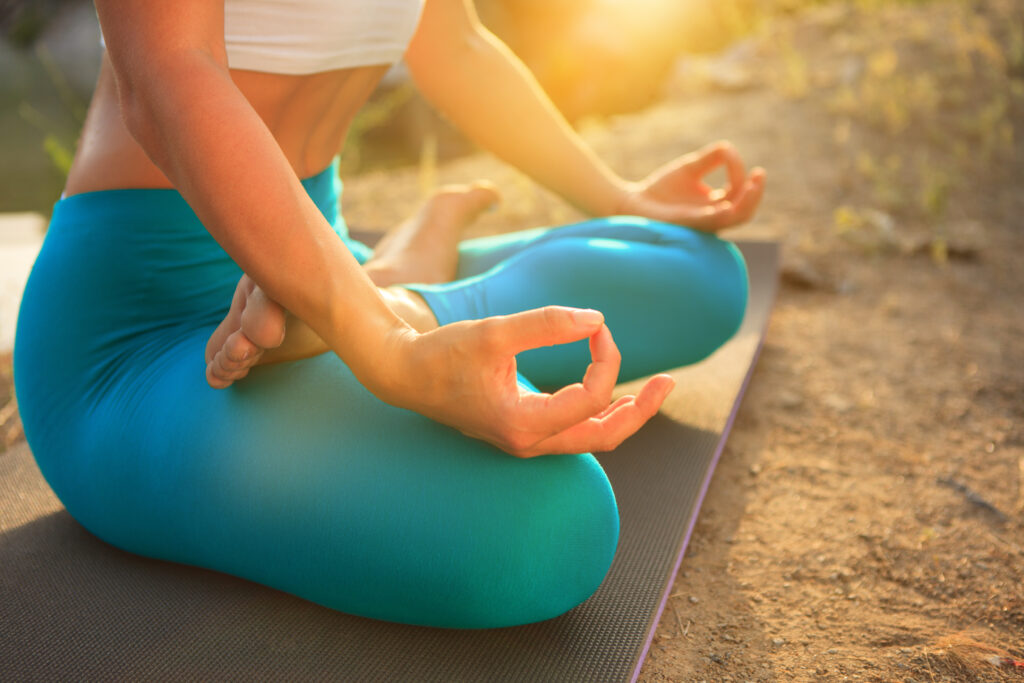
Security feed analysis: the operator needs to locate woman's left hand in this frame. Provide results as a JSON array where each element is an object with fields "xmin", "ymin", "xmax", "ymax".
[{"xmin": 616, "ymin": 140, "xmax": 766, "ymax": 232}]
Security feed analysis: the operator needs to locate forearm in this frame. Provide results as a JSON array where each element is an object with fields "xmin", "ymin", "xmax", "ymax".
[
  {"xmin": 406, "ymin": 14, "xmax": 630, "ymax": 217},
  {"xmin": 112, "ymin": 51, "xmax": 408, "ymax": 392}
]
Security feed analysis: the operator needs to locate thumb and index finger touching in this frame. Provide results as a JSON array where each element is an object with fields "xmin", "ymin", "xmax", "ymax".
[
  {"xmin": 690, "ymin": 141, "xmax": 748, "ymax": 202},
  {"xmin": 690, "ymin": 141, "xmax": 767, "ymax": 229},
  {"xmin": 476, "ymin": 306, "xmax": 672, "ymax": 449}
]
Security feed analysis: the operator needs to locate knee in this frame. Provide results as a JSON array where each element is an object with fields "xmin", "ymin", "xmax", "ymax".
[
  {"xmin": 592, "ymin": 218, "xmax": 749, "ymax": 348},
  {"xmin": 454, "ymin": 455, "xmax": 620, "ymax": 628},
  {"xmin": 704, "ymin": 238, "xmax": 749, "ymax": 346},
  {"xmin": 668, "ymin": 233, "xmax": 748, "ymax": 364}
]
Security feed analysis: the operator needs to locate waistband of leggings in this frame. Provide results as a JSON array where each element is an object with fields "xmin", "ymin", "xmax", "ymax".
[{"xmin": 49, "ymin": 158, "xmax": 343, "ymax": 235}]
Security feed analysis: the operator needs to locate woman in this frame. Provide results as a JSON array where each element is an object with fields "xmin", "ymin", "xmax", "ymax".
[{"xmin": 14, "ymin": 0, "xmax": 764, "ymax": 628}]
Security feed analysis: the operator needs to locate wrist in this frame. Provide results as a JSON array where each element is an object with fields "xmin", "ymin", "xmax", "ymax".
[
  {"xmin": 350, "ymin": 318, "xmax": 421, "ymax": 404},
  {"xmin": 605, "ymin": 179, "xmax": 643, "ymax": 217}
]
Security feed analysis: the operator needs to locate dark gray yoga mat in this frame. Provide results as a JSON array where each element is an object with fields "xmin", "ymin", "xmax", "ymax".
[{"xmin": 0, "ymin": 240, "xmax": 778, "ymax": 682}]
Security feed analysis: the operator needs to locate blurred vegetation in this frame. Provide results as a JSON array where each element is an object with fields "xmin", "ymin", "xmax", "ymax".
[
  {"xmin": 786, "ymin": 0, "xmax": 1023, "ymax": 261},
  {"xmin": 17, "ymin": 43, "xmax": 83, "ymax": 176},
  {"xmin": 1, "ymin": 0, "xmax": 75, "ymax": 47}
]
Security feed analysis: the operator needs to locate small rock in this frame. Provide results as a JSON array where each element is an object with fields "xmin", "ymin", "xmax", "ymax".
[
  {"xmin": 840, "ymin": 55, "xmax": 864, "ymax": 86},
  {"xmin": 902, "ymin": 220, "xmax": 988, "ymax": 260},
  {"xmin": 836, "ymin": 278, "xmax": 857, "ymax": 295},
  {"xmin": 778, "ymin": 390, "xmax": 803, "ymax": 409},
  {"xmin": 824, "ymin": 393, "xmax": 853, "ymax": 413},
  {"xmin": 773, "ymin": 638, "xmax": 786, "ymax": 646},
  {"xmin": 689, "ymin": 595, "xmax": 700, "ymax": 604},
  {"xmin": 781, "ymin": 257, "xmax": 830, "ymax": 291}
]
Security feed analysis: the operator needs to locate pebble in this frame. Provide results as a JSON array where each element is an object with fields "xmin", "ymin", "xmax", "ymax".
[
  {"xmin": 689, "ymin": 595, "xmax": 700, "ymax": 603},
  {"xmin": 778, "ymin": 390, "xmax": 804, "ymax": 409},
  {"xmin": 773, "ymin": 637, "xmax": 786, "ymax": 646},
  {"xmin": 780, "ymin": 257, "xmax": 830, "ymax": 291},
  {"xmin": 824, "ymin": 393, "xmax": 853, "ymax": 413}
]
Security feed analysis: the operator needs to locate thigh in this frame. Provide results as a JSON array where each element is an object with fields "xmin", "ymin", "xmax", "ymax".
[
  {"xmin": 67, "ymin": 332, "xmax": 618, "ymax": 629},
  {"xmin": 456, "ymin": 215, "xmax": 691, "ymax": 278},
  {"xmin": 417, "ymin": 218, "xmax": 749, "ymax": 387}
]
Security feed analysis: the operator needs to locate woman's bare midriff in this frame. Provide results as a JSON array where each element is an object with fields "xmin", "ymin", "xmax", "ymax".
[{"xmin": 63, "ymin": 54, "xmax": 390, "ymax": 196}]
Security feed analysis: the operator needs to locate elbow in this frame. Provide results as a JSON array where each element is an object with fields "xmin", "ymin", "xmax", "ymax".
[
  {"xmin": 117, "ymin": 83, "xmax": 153, "ymax": 149},
  {"xmin": 104, "ymin": 55, "xmax": 165, "ymax": 155},
  {"xmin": 109, "ymin": 50, "xmax": 226, "ymax": 157},
  {"xmin": 406, "ymin": 27, "xmax": 488, "ymax": 91}
]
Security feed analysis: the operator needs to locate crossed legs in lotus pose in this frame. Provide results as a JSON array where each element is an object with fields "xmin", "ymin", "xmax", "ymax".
[{"xmin": 205, "ymin": 181, "xmax": 747, "ymax": 393}]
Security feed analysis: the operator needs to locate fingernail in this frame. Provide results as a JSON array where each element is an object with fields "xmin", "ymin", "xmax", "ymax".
[{"xmin": 573, "ymin": 309, "xmax": 604, "ymax": 326}]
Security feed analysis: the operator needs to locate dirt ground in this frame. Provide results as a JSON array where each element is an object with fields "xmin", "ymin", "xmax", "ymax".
[{"xmin": 2, "ymin": 1, "xmax": 1022, "ymax": 680}]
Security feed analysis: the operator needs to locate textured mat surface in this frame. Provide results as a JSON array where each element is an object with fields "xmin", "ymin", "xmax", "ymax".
[{"xmin": 0, "ymin": 241, "xmax": 777, "ymax": 682}]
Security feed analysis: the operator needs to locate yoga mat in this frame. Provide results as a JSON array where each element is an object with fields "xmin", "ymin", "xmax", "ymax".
[{"xmin": 0, "ymin": 240, "xmax": 778, "ymax": 682}]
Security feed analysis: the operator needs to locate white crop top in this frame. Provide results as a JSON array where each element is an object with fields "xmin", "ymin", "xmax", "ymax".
[
  {"xmin": 224, "ymin": 0, "xmax": 425, "ymax": 74},
  {"xmin": 100, "ymin": 0, "xmax": 425, "ymax": 75}
]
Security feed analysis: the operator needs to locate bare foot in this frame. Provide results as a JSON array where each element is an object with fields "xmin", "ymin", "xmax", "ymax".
[
  {"xmin": 205, "ymin": 275, "xmax": 287, "ymax": 389},
  {"xmin": 204, "ymin": 183, "xmax": 495, "ymax": 388},
  {"xmin": 205, "ymin": 279, "xmax": 444, "ymax": 389},
  {"xmin": 363, "ymin": 181, "xmax": 500, "ymax": 287}
]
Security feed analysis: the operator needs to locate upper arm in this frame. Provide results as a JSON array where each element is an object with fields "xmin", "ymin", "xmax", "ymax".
[
  {"xmin": 95, "ymin": 0, "xmax": 228, "ymax": 88},
  {"xmin": 405, "ymin": 0, "xmax": 485, "ymax": 74}
]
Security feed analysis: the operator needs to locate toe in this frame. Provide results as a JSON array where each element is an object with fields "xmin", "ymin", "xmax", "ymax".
[
  {"xmin": 206, "ymin": 359, "xmax": 235, "ymax": 389},
  {"xmin": 224, "ymin": 329, "xmax": 260, "ymax": 365},
  {"xmin": 206, "ymin": 364, "xmax": 227, "ymax": 389},
  {"xmin": 463, "ymin": 181, "xmax": 501, "ymax": 215},
  {"xmin": 241, "ymin": 288, "xmax": 288, "ymax": 350},
  {"xmin": 208, "ymin": 345, "xmax": 255, "ymax": 387},
  {"xmin": 429, "ymin": 181, "xmax": 500, "ymax": 224}
]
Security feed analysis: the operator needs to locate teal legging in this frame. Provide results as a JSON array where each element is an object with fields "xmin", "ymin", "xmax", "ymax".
[{"xmin": 13, "ymin": 161, "xmax": 746, "ymax": 628}]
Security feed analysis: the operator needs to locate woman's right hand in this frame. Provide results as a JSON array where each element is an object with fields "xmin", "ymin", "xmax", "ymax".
[{"xmin": 380, "ymin": 306, "xmax": 675, "ymax": 458}]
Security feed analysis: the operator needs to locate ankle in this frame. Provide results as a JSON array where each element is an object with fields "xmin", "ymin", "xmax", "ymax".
[{"xmin": 380, "ymin": 287, "xmax": 439, "ymax": 332}]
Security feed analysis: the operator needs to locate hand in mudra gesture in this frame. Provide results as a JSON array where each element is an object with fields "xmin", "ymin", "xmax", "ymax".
[
  {"xmin": 388, "ymin": 306, "xmax": 675, "ymax": 458},
  {"xmin": 618, "ymin": 140, "xmax": 766, "ymax": 232}
]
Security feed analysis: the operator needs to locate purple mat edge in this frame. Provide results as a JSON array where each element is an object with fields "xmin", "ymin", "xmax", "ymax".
[
  {"xmin": 630, "ymin": 327, "xmax": 769, "ymax": 681},
  {"xmin": 1, "ymin": 232, "xmax": 778, "ymax": 682},
  {"xmin": 354, "ymin": 229, "xmax": 779, "ymax": 681},
  {"xmin": 630, "ymin": 245, "xmax": 776, "ymax": 681}
]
